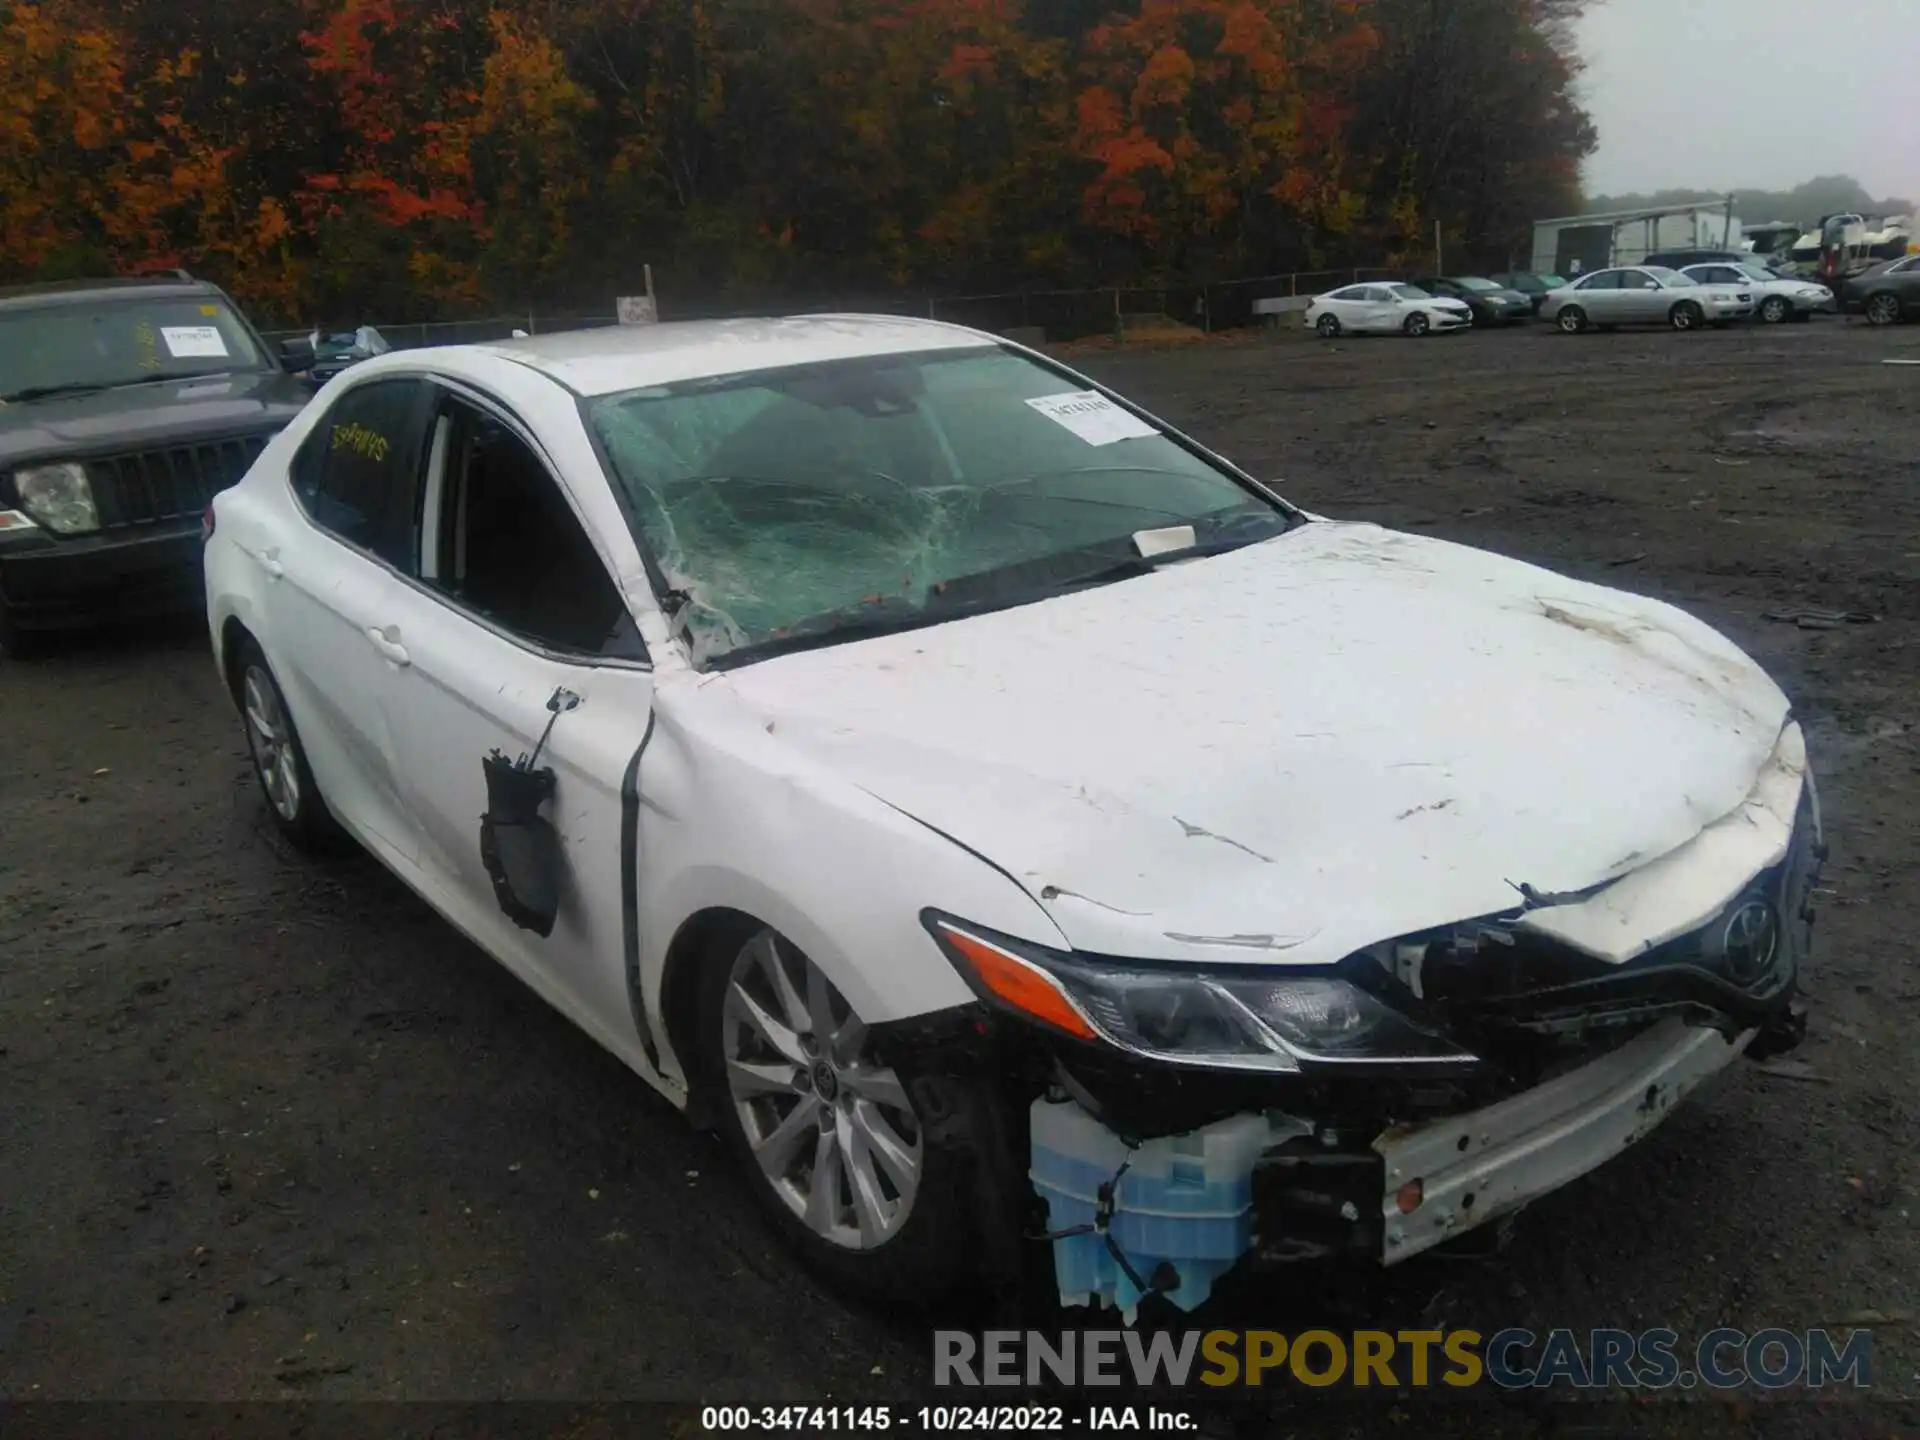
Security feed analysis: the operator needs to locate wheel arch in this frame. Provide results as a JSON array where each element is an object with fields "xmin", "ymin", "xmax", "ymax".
[
  {"xmin": 658, "ymin": 904, "xmax": 765, "ymax": 1128},
  {"xmin": 217, "ymin": 613, "xmax": 256, "ymax": 706}
]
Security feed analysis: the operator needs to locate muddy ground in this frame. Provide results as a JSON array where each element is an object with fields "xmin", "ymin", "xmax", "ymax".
[{"xmin": 2, "ymin": 316, "xmax": 1917, "ymax": 1435}]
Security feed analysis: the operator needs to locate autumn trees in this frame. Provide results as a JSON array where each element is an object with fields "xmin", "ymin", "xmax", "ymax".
[{"xmin": 0, "ymin": 0, "xmax": 1596, "ymax": 319}]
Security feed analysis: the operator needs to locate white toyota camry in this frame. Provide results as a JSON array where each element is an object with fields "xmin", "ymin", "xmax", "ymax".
[{"xmin": 205, "ymin": 317, "xmax": 1819, "ymax": 1317}]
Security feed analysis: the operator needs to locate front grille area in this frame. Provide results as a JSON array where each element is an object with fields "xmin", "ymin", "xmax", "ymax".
[{"xmin": 86, "ymin": 434, "xmax": 271, "ymax": 528}]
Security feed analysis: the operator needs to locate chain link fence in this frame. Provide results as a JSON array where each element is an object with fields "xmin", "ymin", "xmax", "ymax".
[
  {"xmin": 262, "ymin": 266, "xmax": 1414, "ymax": 353},
  {"xmin": 930, "ymin": 268, "xmax": 1406, "ymax": 341}
]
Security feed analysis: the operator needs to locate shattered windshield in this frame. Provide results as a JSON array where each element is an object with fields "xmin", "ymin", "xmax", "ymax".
[{"xmin": 587, "ymin": 346, "xmax": 1295, "ymax": 666}]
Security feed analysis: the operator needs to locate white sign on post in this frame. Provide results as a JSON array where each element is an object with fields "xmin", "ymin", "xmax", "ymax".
[{"xmin": 616, "ymin": 295, "xmax": 657, "ymax": 326}]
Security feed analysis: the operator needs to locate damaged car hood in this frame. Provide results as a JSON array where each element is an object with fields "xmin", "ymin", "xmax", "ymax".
[{"xmin": 719, "ymin": 521, "xmax": 1799, "ymax": 967}]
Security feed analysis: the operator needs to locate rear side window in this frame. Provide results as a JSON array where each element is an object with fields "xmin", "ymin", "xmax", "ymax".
[
  {"xmin": 1577, "ymin": 272, "xmax": 1620, "ymax": 290},
  {"xmin": 293, "ymin": 379, "xmax": 430, "ymax": 569}
]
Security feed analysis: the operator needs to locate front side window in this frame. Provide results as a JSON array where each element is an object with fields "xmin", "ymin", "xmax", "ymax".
[
  {"xmin": 0, "ymin": 291, "xmax": 273, "ymax": 402},
  {"xmin": 588, "ymin": 347, "xmax": 1295, "ymax": 665},
  {"xmin": 293, "ymin": 378, "xmax": 430, "ymax": 570},
  {"xmin": 424, "ymin": 398, "xmax": 643, "ymax": 660}
]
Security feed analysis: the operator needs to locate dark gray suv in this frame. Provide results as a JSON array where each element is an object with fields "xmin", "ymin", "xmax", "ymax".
[{"xmin": 0, "ymin": 274, "xmax": 312, "ymax": 650}]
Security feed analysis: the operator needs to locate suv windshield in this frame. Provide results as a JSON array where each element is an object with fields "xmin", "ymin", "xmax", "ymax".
[
  {"xmin": 588, "ymin": 346, "xmax": 1296, "ymax": 666},
  {"xmin": 0, "ymin": 292, "xmax": 272, "ymax": 402}
]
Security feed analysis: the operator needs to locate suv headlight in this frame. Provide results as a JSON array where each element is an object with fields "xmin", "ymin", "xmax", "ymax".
[
  {"xmin": 924, "ymin": 912, "xmax": 1477, "ymax": 1072},
  {"xmin": 13, "ymin": 462, "xmax": 99, "ymax": 534}
]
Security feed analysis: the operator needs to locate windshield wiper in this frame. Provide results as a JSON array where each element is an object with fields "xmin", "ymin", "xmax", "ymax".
[{"xmin": 2, "ymin": 381, "xmax": 114, "ymax": 403}]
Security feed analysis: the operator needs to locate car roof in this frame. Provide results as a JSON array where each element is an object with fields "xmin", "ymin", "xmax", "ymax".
[
  {"xmin": 468, "ymin": 315, "xmax": 1001, "ymax": 397},
  {"xmin": 0, "ymin": 274, "xmax": 222, "ymax": 312}
]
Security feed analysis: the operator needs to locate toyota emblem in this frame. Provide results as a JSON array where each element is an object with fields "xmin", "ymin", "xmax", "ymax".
[{"xmin": 1719, "ymin": 899, "xmax": 1781, "ymax": 983}]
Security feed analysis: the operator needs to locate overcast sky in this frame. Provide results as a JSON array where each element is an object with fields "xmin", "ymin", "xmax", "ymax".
[{"xmin": 1575, "ymin": 0, "xmax": 1920, "ymax": 206}]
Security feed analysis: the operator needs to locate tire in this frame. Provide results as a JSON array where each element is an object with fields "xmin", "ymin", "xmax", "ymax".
[
  {"xmin": 1316, "ymin": 313, "xmax": 1341, "ymax": 338},
  {"xmin": 1669, "ymin": 301, "xmax": 1703, "ymax": 331},
  {"xmin": 1403, "ymin": 312, "xmax": 1430, "ymax": 337},
  {"xmin": 699, "ymin": 924, "xmax": 975, "ymax": 1308},
  {"xmin": 233, "ymin": 638, "xmax": 338, "ymax": 850},
  {"xmin": 1556, "ymin": 306, "xmax": 1587, "ymax": 334},
  {"xmin": 1864, "ymin": 293, "xmax": 1902, "ymax": 326},
  {"xmin": 1759, "ymin": 296, "xmax": 1791, "ymax": 324}
]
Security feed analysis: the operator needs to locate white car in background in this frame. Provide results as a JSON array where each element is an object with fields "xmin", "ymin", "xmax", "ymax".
[
  {"xmin": 1681, "ymin": 261, "xmax": 1834, "ymax": 324},
  {"xmin": 203, "ymin": 317, "xmax": 1818, "ymax": 1317},
  {"xmin": 1305, "ymin": 282, "xmax": 1472, "ymax": 338},
  {"xmin": 1540, "ymin": 266, "xmax": 1753, "ymax": 333}
]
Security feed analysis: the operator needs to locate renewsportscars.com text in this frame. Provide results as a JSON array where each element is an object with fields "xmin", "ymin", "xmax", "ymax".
[{"xmin": 933, "ymin": 1327, "xmax": 1874, "ymax": 1391}]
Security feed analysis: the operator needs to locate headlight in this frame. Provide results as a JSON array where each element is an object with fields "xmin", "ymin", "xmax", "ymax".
[
  {"xmin": 13, "ymin": 462, "xmax": 99, "ymax": 534},
  {"xmin": 923, "ymin": 913, "xmax": 1478, "ymax": 1072}
]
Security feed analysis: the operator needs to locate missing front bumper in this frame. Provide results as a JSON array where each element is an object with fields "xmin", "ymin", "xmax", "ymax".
[{"xmin": 1372, "ymin": 1015, "xmax": 1748, "ymax": 1263}]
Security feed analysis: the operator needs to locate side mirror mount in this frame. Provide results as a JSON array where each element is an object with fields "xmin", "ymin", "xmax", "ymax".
[{"xmin": 278, "ymin": 337, "xmax": 315, "ymax": 374}]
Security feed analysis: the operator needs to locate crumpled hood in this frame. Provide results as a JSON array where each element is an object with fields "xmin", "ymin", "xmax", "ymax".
[
  {"xmin": 0, "ymin": 370, "xmax": 309, "ymax": 468},
  {"xmin": 720, "ymin": 521, "xmax": 1794, "ymax": 966}
]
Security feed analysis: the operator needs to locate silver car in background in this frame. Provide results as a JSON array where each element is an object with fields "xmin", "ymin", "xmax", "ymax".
[
  {"xmin": 1540, "ymin": 266, "xmax": 1753, "ymax": 334},
  {"xmin": 1681, "ymin": 261, "xmax": 1835, "ymax": 324}
]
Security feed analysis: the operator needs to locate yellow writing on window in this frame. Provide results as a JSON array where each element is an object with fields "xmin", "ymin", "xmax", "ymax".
[{"xmin": 331, "ymin": 422, "xmax": 391, "ymax": 463}]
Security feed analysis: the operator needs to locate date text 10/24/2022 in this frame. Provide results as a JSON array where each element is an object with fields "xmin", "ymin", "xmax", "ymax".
[{"xmin": 701, "ymin": 1407, "xmax": 1197, "ymax": 1432}]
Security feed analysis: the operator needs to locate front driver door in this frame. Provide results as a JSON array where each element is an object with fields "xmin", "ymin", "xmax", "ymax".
[
  {"xmin": 374, "ymin": 380, "xmax": 659, "ymax": 1063},
  {"xmin": 1618, "ymin": 269, "xmax": 1665, "ymax": 322}
]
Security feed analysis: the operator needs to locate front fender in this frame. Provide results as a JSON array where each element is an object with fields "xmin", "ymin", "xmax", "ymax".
[{"xmin": 635, "ymin": 684, "xmax": 1071, "ymax": 1089}]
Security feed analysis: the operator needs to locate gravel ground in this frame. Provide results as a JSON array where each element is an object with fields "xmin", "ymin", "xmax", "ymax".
[{"xmin": 2, "ymin": 316, "xmax": 1917, "ymax": 1435}]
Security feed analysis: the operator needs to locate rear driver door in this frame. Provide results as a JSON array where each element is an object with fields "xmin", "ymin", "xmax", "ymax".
[{"xmin": 266, "ymin": 377, "xmax": 435, "ymax": 864}]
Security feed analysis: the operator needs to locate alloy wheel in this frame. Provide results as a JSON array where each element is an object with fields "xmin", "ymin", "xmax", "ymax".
[
  {"xmin": 721, "ymin": 929, "xmax": 922, "ymax": 1249},
  {"xmin": 243, "ymin": 665, "xmax": 302, "ymax": 822},
  {"xmin": 1865, "ymin": 294, "xmax": 1901, "ymax": 326},
  {"xmin": 1760, "ymin": 297, "xmax": 1790, "ymax": 324}
]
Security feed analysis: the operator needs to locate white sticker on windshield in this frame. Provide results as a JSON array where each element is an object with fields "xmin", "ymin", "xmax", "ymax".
[
  {"xmin": 1026, "ymin": 390, "xmax": 1157, "ymax": 447},
  {"xmin": 159, "ymin": 325, "xmax": 229, "ymax": 359}
]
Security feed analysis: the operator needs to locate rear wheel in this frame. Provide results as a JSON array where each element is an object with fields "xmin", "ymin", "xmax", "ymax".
[
  {"xmin": 1864, "ymin": 292, "xmax": 1903, "ymax": 326},
  {"xmin": 1403, "ymin": 311, "xmax": 1430, "ymax": 337},
  {"xmin": 1669, "ymin": 301, "xmax": 1703, "ymax": 331},
  {"xmin": 235, "ymin": 639, "xmax": 338, "ymax": 850},
  {"xmin": 1316, "ymin": 313, "xmax": 1342, "ymax": 338},
  {"xmin": 1556, "ymin": 306, "xmax": 1587, "ymax": 334},
  {"xmin": 1759, "ymin": 296, "xmax": 1791, "ymax": 324},
  {"xmin": 701, "ymin": 924, "xmax": 973, "ymax": 1307}
]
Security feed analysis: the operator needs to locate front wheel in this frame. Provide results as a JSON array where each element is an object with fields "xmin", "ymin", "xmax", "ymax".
[
  {"xmin": 1556, "ymin": 306, "xmax": 1588, "ymax": 334},
  {"xmin": 1316, "ymin": 313, "xmax": 1342, "ymax": 338},
  {"xmin": 1759, "ymin": 296, "xmax": 1791, "ymax": 324},
  {"xmin": 1403, "ymin": 311, "xmax": 1430, "ymax": 337},
  {"xmin": 1864, "ymin": 293, "xmax": 1903, "ymax": 326},
  {"xmin": 701, "ymin": 925, "xmax": 973, "ymax": 1307},
  {"xmin": 1669, "ymin": 301, "xmax": 1703, "ymax": 331}
]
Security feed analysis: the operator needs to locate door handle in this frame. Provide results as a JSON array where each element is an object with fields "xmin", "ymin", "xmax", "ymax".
[{"xmin": 366, "ymin": 625, "xmax": 411, "ymax": 667}]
